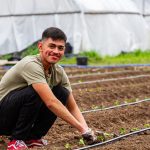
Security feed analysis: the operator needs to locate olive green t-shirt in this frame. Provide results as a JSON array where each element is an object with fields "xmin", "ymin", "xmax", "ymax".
[{"xmin": 0, "ymin": 55, "xmax": 72, "ymax": 101}]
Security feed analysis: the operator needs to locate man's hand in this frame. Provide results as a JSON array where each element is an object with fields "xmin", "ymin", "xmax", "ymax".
[{"xmin": 82, "ymin": 128, "xmax": 97, "ymax": 145}]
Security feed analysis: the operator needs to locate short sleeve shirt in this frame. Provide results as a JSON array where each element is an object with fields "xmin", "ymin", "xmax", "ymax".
[{"xmin": 0, "ymin": 55, "xmax": 72, "ymax": 101}]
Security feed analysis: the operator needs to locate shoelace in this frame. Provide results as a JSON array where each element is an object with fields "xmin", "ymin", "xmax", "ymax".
[
  {"xmin": 41, "ymin": 139, "xmax": 48, "ymax": 145},
  {"xmin": 15, "ymin": 140, "xmax": 26, "ymax": 147}
]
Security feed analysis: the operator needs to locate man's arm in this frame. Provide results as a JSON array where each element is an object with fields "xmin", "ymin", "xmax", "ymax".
[
  {"xmin": 32, "ymin": 83, "xmax": 87, "ymax": 134},
  {"xmin": 66, "ymin": 92, "xmax": 89, "ymax": 131},
  {"xmin": 66, "ymin": 92, "xmax": 97, "ymax": 144}
]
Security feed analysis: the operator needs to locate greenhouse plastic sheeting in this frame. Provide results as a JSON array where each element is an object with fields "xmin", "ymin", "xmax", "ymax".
[{"xmin": 0, "ymin": 0, "xmax": 150, "ymax": 56}]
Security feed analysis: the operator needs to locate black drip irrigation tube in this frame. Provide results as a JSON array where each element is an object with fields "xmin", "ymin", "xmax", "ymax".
[
  {"xmin": 74, "ymin": 127, "xmax": 150, "ymax": 150},
  {"xmin": 82, "ymin": 98, "xmax": 150, "ymax": 114}
]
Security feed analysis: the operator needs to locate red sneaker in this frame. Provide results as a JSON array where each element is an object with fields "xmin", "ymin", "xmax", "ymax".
[
  {"xmin": 25, "ymin": 139, "xmax": 47, "ymax": 148},
  {"xmin": 7, "ymin": 140, "xmax": 28, "ymax": 150}
]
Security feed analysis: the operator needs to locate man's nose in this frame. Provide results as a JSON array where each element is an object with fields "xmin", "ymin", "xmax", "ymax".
[{"xmin": 53, "ymin": 46, "xmax": 60, "ymax": 53}]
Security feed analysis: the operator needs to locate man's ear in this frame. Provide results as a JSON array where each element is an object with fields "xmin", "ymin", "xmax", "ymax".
[{"xmin": 38, "ymin": 41, "xmax": 43, "ymax": 52}]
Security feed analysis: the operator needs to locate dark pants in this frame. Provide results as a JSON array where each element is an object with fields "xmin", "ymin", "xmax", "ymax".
[{"xmin": 0, "ymin": 85, "xmax": 69, "ymax": 140}]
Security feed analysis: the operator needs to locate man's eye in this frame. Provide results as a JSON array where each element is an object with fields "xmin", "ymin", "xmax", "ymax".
[
  {"xmin": 58, "ymin": 46, "xmax": 65, "ymax": 51},
  {"xmin": 49, "ymin": 45, "xmax": 56, "ymax": 49}
]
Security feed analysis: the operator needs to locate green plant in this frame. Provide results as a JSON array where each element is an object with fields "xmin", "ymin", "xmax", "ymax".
[
  {"xmin": 99, "ymin": 104, "xmax": 105, "ymax": 109},
  {"xmin": 130, "ymin": 128, "xmax": 139, "ymax": 132},
  {"xmin": 91, "ymin": 105, "xmax": 99, "ymax": 110},
  {"xmin": 119, "ymin": 128, "xmax": 126, "ymax": 135},
  {"xmin": 79, "ymin": 51, "xmax": 102, "ymax": 60},
  {"xmin": 64, "ymin": 143, "xmax": 72, "ymax": 149},
  {"xmin": 144, "ymin": 124, "xmax": 150, "ymax": 128},
  {"xmin": 78, "ymin": 80, "xmax": 83, "ymax": 83},
  {"xmin": 97, "ymin": 135, "xmax": 105, "ymax": 142},
  {"xmin": 114, "ymin": 100, "xmax": 120, "ymax": 106},
  {"xmin": 104, "ymin": 132, "xmax": 114, "ymax": 138},
  {"xmin": 0, "ymin": 53, "xmax": 12, "ymax": 60},
  {"xmin": 78, "ymin": 138, "xmax": 85, "ymax": 146},
  {"xmin": 21, "ymin": 43, "xmax": 39, "ymax": 57},
  {"xmin": 124, "ymin": 99, "xmax": 136, "ymax": 104}
]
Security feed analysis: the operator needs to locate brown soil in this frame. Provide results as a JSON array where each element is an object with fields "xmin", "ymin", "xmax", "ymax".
[{"xmin": 0, "ymin": 66, "xmax": 150, "ymax": 150}]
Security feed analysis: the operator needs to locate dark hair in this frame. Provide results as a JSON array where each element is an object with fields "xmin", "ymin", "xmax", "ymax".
[{"xmin": 42, "ymin": 27, "xmax": 67, "ymax": 42}]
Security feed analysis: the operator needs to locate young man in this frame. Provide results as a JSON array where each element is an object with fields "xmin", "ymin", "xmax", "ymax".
[{"xmin": 0, "ymin": 27, "xmax": 96, "ymax": 150}]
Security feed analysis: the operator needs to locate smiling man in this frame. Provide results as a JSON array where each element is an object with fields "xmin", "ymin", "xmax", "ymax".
[{"xmin": 0, "ymin": 27, "xmax": 96, "ymax": 150}]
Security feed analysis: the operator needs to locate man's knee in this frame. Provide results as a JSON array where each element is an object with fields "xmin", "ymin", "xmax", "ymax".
[{"xmin": 52, "ymin": 85, "xmax": 70, "ymax": 105}]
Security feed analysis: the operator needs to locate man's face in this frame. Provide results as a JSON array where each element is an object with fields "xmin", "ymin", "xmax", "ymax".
[{"xmin": 38, "ymin": 38, "xmax": 65, "ymax": 64}]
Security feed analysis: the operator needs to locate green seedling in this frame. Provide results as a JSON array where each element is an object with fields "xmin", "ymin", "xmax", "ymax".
[
  {"xmin": 91, "ymin": 105, "xmax": 99, "ymax": 110},
  {"xmin": 97, "ymin": 135, "xmax": 105, "ymax": 142},
  {"xmin": 119, "ymin": 128, "xmax": 126, "ymax": 135},
  {"xmin": 124, "ymin": 99, "xmax": 136, "ymax": 103},
  {"xmin": 130, "ymin": 128, "xmax": 139, "ymax": 132},
  {"xmin": 64, "ymin": 143, "xmax": 71, "ymax": 149},
  {"xmin": 144, "ymin": 124, "xmax": 150, "ymax": 128},
  {"xmin": 114, "ymin": 100, "xmax": 120, "ymax": 106},
  {"xmin": 79, "ymin": 138, "xmax": 85, "ymax": 146},
  {"xmin": 78, "ymin": 80, "xmax": 83, "ymax": 83},
  {"xmin": 99, "ymin": 104, "xmax": 105, "ymax": 109},
  {"xmin": 104, "ymin": 132, "xmax": 114, "ymax": 138}
]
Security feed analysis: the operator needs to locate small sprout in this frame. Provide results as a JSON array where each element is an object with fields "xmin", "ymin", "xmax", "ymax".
[
  {"xmin": 64, "ymin": 143, "xmax": 71, "ymax": 149},
  {"xmin": 114, "ymin": 100, "xmax": 120, "ymax": 106},
  {"xmin": 144, "ymin": 124, "xmax": 150, "ymax": 128},
  {"xmin": 99, "ymin": 104, "xmax": 105, "ymax": 110},
  {"xmin": 125, "ymin": 99, "xmax": 136, "ymax": 103},
  {"xmin": 130, "ymin": 128, "xmax": 139, "ymax": 132},
  {"xmin": 78, "ymin": 80, "xmax": 83, "ymax": 83},
  {"xmin": 97, "ymin": 135, "xmax": 105, "ymax": 142},
  {"xmin": 79, "ymin": 138, "xmax": 85, "ymax": 146},
  {"xmin": 104, "ymin": 132, "xmax": 114, "ymax": 138},
  {"xmin": 91, "ymin": 105, "xmax": 99, "ymax": 110},
  {"xmin": 119, "ymin": 128, "xmax": 126, "ymax": 135}
]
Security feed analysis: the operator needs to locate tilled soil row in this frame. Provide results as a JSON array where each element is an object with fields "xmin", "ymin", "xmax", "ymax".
[
  {"xmin": 73, "ymin": 81, "xmax": 150, "ymax": 111},
  {"xmin": 64, "ymin": 66, "xmax": 150, "ymax": 76},
  {"xmin": 93, "ymin": 134, "xmax": 150, "ymax": 150},
  {"xmin": 33, "ymin": 102, "xmax": 150, "ymax": 150},
  {"xmin": 69, "ymin": 70, "xmax": 150, "ymax": 84},
  {"xmin": 71, "ymin": 75, "xmax": 150, "ymax": 90}
]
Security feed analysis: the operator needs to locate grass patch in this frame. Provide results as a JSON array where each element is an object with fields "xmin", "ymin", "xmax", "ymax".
[
  {"xmin": 1, "ymin": 47, "xmax": 150, "ymax": 65},
  {"xmin": 59, "ymin": 49, "xmax": 150, "ymax": 65}
]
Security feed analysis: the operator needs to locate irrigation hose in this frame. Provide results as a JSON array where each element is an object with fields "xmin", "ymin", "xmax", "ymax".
[
  {"xmin": 72, "ymin": 74, "xmax": 150, "ymax": 86},
  {"xmin": 74, "ymin": 127, "xmax": 150, "ymax": 150},
  {"xmin": 82, "ymin": 98, "xmax": 150, "ymax": 114},
  {"xmin": 68, "ymin": 70, "xmax": 142, "ymax": 78}
]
